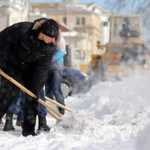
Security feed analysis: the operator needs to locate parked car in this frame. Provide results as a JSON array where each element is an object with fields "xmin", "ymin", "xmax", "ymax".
[{"xmin": 61, "ymin": 67, "xmax": 92, "ymax": 98}]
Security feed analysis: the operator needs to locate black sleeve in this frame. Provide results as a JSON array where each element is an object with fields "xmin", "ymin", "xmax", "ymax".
[
  {"xmin": 0, "ymin": 22, "xmax": 31, "ymax": 68},
  {"xmin": 32, "ymin": 47, "xmax": 56, "ymax": 96}
]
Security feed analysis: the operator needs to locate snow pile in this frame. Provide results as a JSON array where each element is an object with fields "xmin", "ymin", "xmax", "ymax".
[{"xmin": 0, "ymin": 70, "xmax": 150, "ymax": 149}]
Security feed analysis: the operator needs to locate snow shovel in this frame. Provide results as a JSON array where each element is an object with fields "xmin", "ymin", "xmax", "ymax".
[
  {"xmin": 45, "ymin": 96, "xmax": 72, "ymax": 112},
  {"xmin": 0, "ymin": 69, "xmax": 62, "ymax": 121}
]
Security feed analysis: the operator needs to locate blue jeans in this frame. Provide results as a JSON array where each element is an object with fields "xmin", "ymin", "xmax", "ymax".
[
  {"xmin": 37, "ymin": 88, "xmax": 47, "ymax": 117},
  {"xmin": 8, "ymin": 88, "xmax": 47, "ymax": 122},
  {"xmin": 17, "ymin": 92, "xmax": 24, "ymax": 122},
  {"xmin": 8, "ymin": 91, "xmax": 25, "ymax": 122},
  {"xmin": 46, "ymin": 69, "xmax": 65, "ymax": 112}
]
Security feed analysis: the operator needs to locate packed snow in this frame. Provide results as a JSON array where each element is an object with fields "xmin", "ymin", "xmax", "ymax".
[{"xmin": 0, "ymin": 70, "xmax": 150, "ymax": 150}]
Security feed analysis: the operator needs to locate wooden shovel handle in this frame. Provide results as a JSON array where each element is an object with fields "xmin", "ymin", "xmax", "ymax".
[
  {"xmin": 0, "ymin": 69, "xmax": 62, "ymax": 118},
  {"xmin": 38, "ymin": 99, "xmax": 62, "ymax": 117},
  {"xmin": 45, "ymin": 96, "xmax": 72, "ymax": 112},
  {"xmin": 46, "ymin": 108, "xmax": 60, "ymax": 121}
]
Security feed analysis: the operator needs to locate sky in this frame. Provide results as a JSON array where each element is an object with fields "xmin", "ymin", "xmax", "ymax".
[
  {"xmin": 27, "ymin": 0, "xmax": 137, "ymax": 16},
  {"xmin": 29, "ymin": 0, "xmax": 109, "ymax": 9},
  {"xmin": 1, "ymin": 69, "xmax": 150, "ymax": 150}
]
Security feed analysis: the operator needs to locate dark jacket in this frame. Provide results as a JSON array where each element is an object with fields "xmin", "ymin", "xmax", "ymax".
[{"xmin": 0, "ymin": 21, "xmax": 59, "ymax": 96}]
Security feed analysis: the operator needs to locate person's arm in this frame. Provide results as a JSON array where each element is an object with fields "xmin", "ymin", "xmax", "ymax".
[
  {"xmin": 57, "ymin": 33, "xmax": 66, "ymax": 54},
  {"xmin": 32, "ymin": 46, "xmax": 56, "ymax": 97},
  {"xmin": 51, "ymin": 49, "xmax": 65, "ymax": 64},
  {"xmin": 0, "ymin": 22, "xmax": 31, "ymax": 68},
  {"xmin": 51, "ymin": 32, "xmax": 66, "ymax": 64}
]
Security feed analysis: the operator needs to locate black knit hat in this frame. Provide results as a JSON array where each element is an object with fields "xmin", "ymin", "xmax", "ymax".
[{"xmin": 40, "ymin": 19, "xmax": 59, "ymax": 38}]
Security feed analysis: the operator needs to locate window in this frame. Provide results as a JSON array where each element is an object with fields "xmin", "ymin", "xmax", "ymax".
[
  {"xmin": 103, "ymin": 22, "xmax": 108, "ymax": 26},
  {"xmin": 82, "ymin": 17, "xmax": 85, "ymax": 25},
  {"xmin": 76, "ymin": 17, "xmax": 85, "ymax": 25},
  {"xmin": 76, "ymin": 17, "xmax": 80, "ymax": 25},
  {"xmin": 63, "ymin": 17, "xmax": 67, "ymax": 25}
]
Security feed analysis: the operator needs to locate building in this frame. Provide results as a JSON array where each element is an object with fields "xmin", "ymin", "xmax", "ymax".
[
  {"xmin": 30, "ymin": 0, "xmax": 111, "ymax": 71},
  {"xmin": 0, "ymin": 0, "xmax": 29, "ymax": 31}
]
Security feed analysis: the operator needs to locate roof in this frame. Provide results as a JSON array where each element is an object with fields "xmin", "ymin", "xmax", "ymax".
[{"xmin": 58, "ymin": 23, "xmax": 71, "ymax": 32}]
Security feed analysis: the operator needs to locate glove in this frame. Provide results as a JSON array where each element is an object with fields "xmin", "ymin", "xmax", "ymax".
[
  {"xmin": 32, "ymin": 89, "xmax": 40, "ymax": 101},
  {"xmin": 25, "ymin": 91, "xmax": 39, "ymax": 102},
  {"xmin": 25, "ymin": 94, "xmax": 34, "ymax": 101}
]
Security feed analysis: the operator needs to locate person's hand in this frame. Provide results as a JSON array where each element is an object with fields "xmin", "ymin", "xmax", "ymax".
[
  {"xmin": 25, "ymin": 94, "xmax": 34, "ymax": 101},
  {"xmin": 32, "ymin": 89, "xmax": 40, "ymax": 101},
  {"xmin": 34, "ymin": 96, "xmax": 39, "ymax": 101},
  {"xmin": 25, "ymin": 93, "xmax": 39, "ymax": 101},
  {"xmin": 58, "ymin": 108, "xmax": 65, "ymax": 115}
]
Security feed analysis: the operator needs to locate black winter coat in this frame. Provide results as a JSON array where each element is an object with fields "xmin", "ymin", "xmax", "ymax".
[{"xmin": 0, "ymin": 21, "xmax": 57, "ymax": 96}]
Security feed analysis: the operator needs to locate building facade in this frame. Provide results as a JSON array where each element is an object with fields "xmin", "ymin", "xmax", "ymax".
[
  {"xmin": 0, "ymin": 0, "xmax": 29, "ymax": 31},
  {"xmin": 30, "ymin": 0, "xmax": 111, "ymax": 70}
]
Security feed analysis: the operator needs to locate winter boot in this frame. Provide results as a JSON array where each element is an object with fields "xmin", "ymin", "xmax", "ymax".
[
  {"xmin": 16, "ymin": 121, "xmax": 23, "ymax": 127},
  {"xmin": 22, "ymin": 117, "xmax": 37, "ymax": 137},
  {"xmin": 22, "ymin": 130, "xmax": 37, "ymax": 137},
  {"xmin": 37, "ymin": 116, "xmax": 50, "ymax": 134},
  {"xmin": 3, "ymin": 113, "xmax": 15, "ymax": 131},
  {"xmin": 22, "ymin": 123, "xmax": 37, "ymax": 137}
]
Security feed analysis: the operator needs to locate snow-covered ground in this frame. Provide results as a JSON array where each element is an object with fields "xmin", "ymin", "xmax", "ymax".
[{"xmin": 1, "ymin": 70, "xmax": 150, "ymax": 150}]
